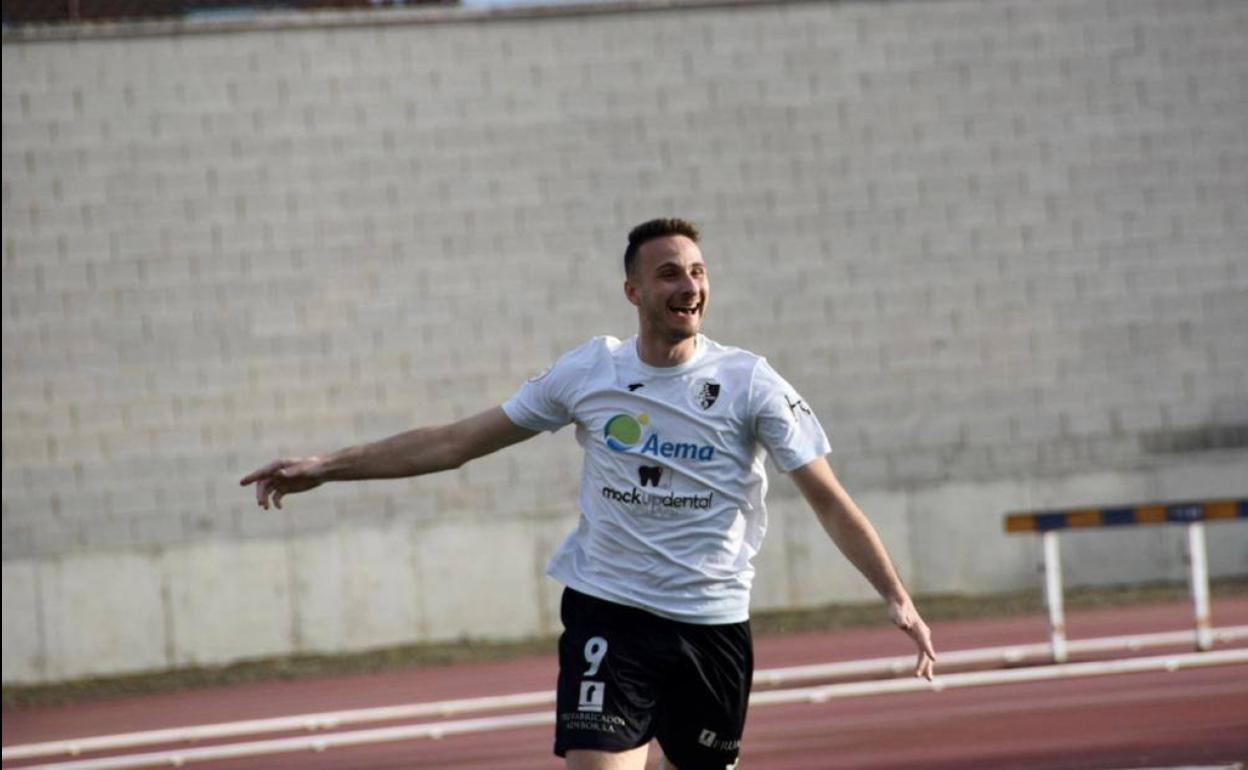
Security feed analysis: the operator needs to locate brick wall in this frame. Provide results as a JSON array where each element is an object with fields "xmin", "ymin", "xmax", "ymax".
[{"xmin": 3, "ymin": 0, "xmax": 1246, "ymax": 681}]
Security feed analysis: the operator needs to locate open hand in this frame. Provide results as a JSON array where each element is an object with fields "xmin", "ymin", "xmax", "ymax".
[
  {"xmin": 889, "ymin": 598, "xmax": 936, "ymax": 680},
  {"xmin": 239, "ymin": 457, "xmax": 325, "ymax": 510}
]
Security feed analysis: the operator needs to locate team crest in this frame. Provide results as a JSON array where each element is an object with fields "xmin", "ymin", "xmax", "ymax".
[{"xmin": 690, "ymin": 378, "xmax": 721, "ymax": 410}]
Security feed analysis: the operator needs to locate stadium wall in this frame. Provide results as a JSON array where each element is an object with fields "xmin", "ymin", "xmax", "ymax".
[{"xmin": 3, "ymin": 0, "xmax": 1246, "ymax": 683}]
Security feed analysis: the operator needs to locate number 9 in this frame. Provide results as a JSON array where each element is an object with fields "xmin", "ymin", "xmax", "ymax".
[{"xmin": 583, "ymin": 636, "xmax": 608, "ymax": 677}]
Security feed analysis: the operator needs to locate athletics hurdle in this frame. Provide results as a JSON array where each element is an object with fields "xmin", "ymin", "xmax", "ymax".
[{"xmin": 1004, "ymin": 498, "xmax": 1247, "ymax": 662}]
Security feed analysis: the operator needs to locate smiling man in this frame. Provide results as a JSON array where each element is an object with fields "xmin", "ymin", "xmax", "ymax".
[{"xmin": 241, "ymin": 217, "xmax": 935, "ymax": 770}]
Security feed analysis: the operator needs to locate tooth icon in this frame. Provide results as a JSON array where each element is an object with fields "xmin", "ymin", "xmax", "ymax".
[{"xmin": 638, "ymin": 465, "xmax": 663, "ymax": 487}]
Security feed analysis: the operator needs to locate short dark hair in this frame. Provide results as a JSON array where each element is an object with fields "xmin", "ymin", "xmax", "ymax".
[{"xmin": 624, "ymin": 218, "xmax": 701, "ymax": 277}]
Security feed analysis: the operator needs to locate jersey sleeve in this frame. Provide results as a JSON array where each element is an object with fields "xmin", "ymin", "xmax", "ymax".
[
  {"xmin": 501, "ymin": 342, "xmax": 591, "ymax": 432},
  {"xmin": 749, "ymin": 358, "xmax": 832, "ymax": 472}
]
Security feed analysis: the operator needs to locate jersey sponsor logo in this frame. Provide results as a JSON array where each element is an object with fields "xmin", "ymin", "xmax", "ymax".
[
  {"xmin": 603, "ymin": 412, "xmax": 717, "ymax": 461},
  {"xmin": 560, "ymin": 711, "xmax": 626, "ymax": 733},
  {"xmin": 603, "ymin": 413, "xmax": 647, "ymax": 451},
  {"xmin": 626, "ymin": 382, "xmax": 645, "ymax": 392},
  {"xmin": 637, "ymin": 464, "xmax": 672, "ymax": 491},
  {"xmin": 601, "ymin": 485, "xmax": 713, "ymax": 513},
  {"xmin": 640, "ymin": 433, "xmax": 715, "ymax": 461},
  {"xmin": 577, "ymin": 681, "xmax": 605, "ymax": 713},
  {"xmin": 638, "ymin": 465, "xmax": 664, "ymax": 487},
  {"xmin": 690, "ymin": 378, "xmax": 721, "ymax": 410},
  {"xmin": 697, "ymin": 728, "xmax": 742, "ymax": 752}
]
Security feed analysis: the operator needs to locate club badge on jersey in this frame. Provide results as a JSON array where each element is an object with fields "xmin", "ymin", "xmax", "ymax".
[{"xmin": 690, "ymin": 378, "xmax": 721, "ymax": 410}]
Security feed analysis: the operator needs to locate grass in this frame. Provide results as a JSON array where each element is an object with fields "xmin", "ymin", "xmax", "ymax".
[
  {"xmin": 5, "ymin": 576, "xmax": 1244, "ymax": 710},
  {"xmin": 749, "ymin": 576, "xmax": 1248, "ymax": 636}
]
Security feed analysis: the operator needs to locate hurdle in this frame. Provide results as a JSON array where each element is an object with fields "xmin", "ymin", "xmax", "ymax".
[{"xmin": 1005, "ymin": 497, "xmax": 1247, "ymax": 663}]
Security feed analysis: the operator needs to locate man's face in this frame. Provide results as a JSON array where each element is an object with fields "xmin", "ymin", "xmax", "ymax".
[{"xmin": 624, "ymin": 234, "xmax": 709, "ymax": 343}]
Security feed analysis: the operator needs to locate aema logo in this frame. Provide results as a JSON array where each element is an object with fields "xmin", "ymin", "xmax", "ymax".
[
  {"xmin": 603, "ymin": 413, "xmax": 647, "ymax": 451},
  {"xmin": 603, "ymin": 413, "xmax": 715, "ymax": 461}
]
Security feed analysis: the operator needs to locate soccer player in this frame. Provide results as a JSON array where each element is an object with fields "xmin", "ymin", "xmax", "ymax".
[{"xmin": 241, "ymin": 218, "xmax": 936, "ymax": 770}]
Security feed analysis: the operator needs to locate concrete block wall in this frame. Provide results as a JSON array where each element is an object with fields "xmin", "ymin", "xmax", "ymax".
[{"xmin": 3, "ymin": 0, "xmax": 1247, "ymax": 682}]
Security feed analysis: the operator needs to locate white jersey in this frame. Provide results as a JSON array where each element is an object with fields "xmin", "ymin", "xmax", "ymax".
[{"xmin": 502, "ymin": 335, "xmax": 831, "ymax": 624}]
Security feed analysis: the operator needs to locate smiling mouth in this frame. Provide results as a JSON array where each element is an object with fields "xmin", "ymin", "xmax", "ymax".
[{"xmin": 669, "ymin": 303, "xmax": 701, "ymax": 317}]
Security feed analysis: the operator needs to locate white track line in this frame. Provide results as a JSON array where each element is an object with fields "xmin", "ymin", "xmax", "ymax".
[
  {"xmin": 10, "ymin": 648, "xmax": 1248, "ymax": 770},
  {"xmin": 2, "ymin": 691, "xmax": 557, "ymax": 761},
  {"xmin": 752, "ymin": 625, "xmax": 1248, "ymax": 686},
  {"xmin": 749, "ymin": 647, "xmax": 1248, "ymax": 705},
  {"xmin": 1105, "ymin": 765, "xmax": 1244, "ymax": 770},
  {"xmin": 12, "ymin": 711, "xmax": 557, "ymax": 770},
  {"xmin": 5, "ymin": 626, "xmax": 1246, "ymax": 762}
]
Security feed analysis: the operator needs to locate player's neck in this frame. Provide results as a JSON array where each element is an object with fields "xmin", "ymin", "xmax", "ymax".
[{"xmin": 635, "ymin": 332, "xmax": 699, "ymax": 368}]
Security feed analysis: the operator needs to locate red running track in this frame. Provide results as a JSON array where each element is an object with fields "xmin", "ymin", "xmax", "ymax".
[{"xmin": 5, "ymin": 598, "xmax": 1247, "ymax": 769}]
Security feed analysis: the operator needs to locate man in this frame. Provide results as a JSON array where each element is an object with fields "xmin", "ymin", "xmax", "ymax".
[{"xmin": 242, "ymin": 218, "xmax": 936, "ymax": 770}]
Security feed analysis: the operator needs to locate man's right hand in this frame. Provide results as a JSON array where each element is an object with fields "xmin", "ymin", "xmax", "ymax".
[
  {"xmin": 238, "ymin": 407, "xmax": 537, "ymax": 510},
  {"xmin": 240, "ymin": 457, "xmax": 326, "ymax": 510}
]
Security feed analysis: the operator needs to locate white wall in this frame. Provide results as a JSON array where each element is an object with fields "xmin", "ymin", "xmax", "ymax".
[{"xmin": 3, "ymin": 0, "xmax": 1246, "ymax": 683}]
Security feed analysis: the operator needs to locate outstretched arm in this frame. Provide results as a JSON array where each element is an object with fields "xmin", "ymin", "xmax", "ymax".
[
  {"xmin": 240, "ymin": 406, "xmax": 537, "ymax": 510},
  {"xmin": 789, "ymin": 456, "xmax": 936, "ymax": 680}
]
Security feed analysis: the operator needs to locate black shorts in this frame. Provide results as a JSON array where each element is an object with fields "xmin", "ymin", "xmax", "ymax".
[{"xmin": 554, "ymin": 588, "xmax": 753, "ymax": 770}]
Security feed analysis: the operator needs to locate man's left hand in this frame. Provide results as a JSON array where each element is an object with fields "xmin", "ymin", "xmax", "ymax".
[{"xmin": 889, "ymin": 598, "xmax": 936, "ymax": 680}]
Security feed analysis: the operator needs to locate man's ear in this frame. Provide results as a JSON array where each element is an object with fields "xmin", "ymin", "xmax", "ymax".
[{"xmin": 623, "ymin": 278, "xmax": 641, "ymax": 307}]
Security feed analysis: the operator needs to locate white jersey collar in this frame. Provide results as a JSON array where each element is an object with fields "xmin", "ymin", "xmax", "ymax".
[{"xmin": 629, "ymin": 334, "xmax": 707, "ymax": 377}]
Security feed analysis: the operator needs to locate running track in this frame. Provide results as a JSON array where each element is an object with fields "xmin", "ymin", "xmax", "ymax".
[{"xmin": 5, "ymin": 598, "xmax": 1247, "ymax": 769}]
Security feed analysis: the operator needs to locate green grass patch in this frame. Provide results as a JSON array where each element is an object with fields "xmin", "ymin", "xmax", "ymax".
[
  {"xmin": 5, "ymin": 577, "xmax": 1244, "ymax": 711},
  {"xmin": 749, "ymin": 576, "xmax": 1247, "ymax": 636}
]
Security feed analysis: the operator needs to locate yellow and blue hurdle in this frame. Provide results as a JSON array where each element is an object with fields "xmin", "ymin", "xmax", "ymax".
[
  {"xmin": 1005, "ymin": 499, "xmax": 1247, "ymax": 533},
  {"xmin": 1004, "ymin": 498, "xmax": 1246, "ymax": 662}
]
